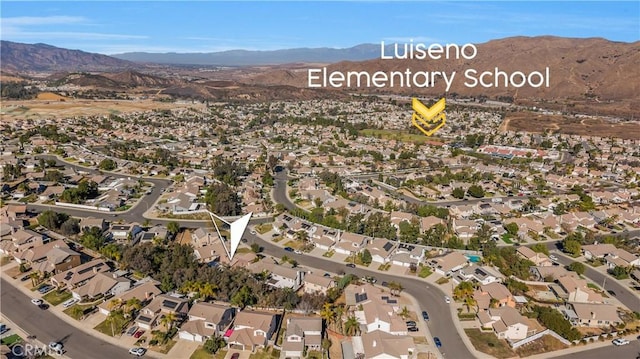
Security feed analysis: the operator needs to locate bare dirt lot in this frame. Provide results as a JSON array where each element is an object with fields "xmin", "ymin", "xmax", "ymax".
[
  {"xmin": 502, "ymin": 112, "xmax": 640, "ymax": 140},
  {"xmin": 0, "ymin": 98, "xmax": 205, "ymax": 122}
]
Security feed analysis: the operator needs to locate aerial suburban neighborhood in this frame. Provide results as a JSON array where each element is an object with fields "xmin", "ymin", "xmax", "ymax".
[{"xmin": 1, "ymin": 2, "xmax": 640, "ymax": 359}]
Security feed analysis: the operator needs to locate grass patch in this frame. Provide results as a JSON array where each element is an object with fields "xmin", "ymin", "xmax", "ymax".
[
  {"xmin": 272, "ymin": 236, "xmax": 283, "ymax": 243},
  {"xmin": 465, "ymin": 328, "xmax": 514, "ymax": 359},
  {"xmin": 255, "ymin": 223, "xmax": 273, "ymax": 234},
  {"xmin": 515, "ymin": 334, "xmax": 568, "ymax": 357},
  {"xmin": 249, "ymin": 348, "xmax": 281, "ymax": 359},
  {"xmin": 150, "ymin": 339, "xmax": 177, "ymax": 354},
  {"xmin": 586, "ymin": 259, "xmax": 604, "ymax": 267},
  {"xmin": 94, "ymin": 316, "xmax": 131, "ymax": 337},
  {"xmin": 18, "ymin": 194, "xmax": 37, "ymax": 203},
  {"xmin": 378, "ymin": 263, "xmax": 391, "ymax": 271},
  {"xmin": 587, "ymin": 283, "xmax": 600, "ymax": 290},
  {"xmin": 283, "ymin": 240, "xmax": 303, "ymax": 250},
  {"xmin": 435, "ymin": 277, "xmax": 450, "ymax": 285},
  {"xmin": 63, "ymin": 304, "xmax": 94, "ymax": 320},
  {"xmin": 190, "ymin": 347, "xmax": 215, "ymax": 359},
  {"xmin": 116, "ymin": 205, "xmax": 132, "ymax": 211},
  {"xmin": 42, "ymin": 289, "xmax": 72, "ymax": 306},
  {"xmin": 501, "ymin": 234, "xmax": 514, "ymax": 244},
  {"xmin": 322, "ymin": 250, "xmax": 335, "ymax": 258},
  {"xmin": 235, "ymin": 247, "xmax": 252, "ymax": 254},
  {"xmin": 0, "ymin": 256, "xmax": 12, "ymax": 266},
  {"xmin": 1, "ymin": 334, "xmax": 22, "ymax": 346},
  {"xmin": 418, "ymin": 266, "xmax": 432, "ymax": 278}
]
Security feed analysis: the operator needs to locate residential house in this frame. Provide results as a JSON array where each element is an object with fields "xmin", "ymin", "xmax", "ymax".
[
  {"xmin": 51, "ymin": 258, "xmax": 109, "ymax": 289},
  {"xmin": 98, "ymin": 281, "xmax": 162, "ymax": 316},
  {"xmin": 14, "ymin": 239, "xmax": 81, "ymax": 275},
  {"xmin": 564, "ymin": 303, "xmax": 622, "ymax": 327},
  {"xmin": 179, "ymin": 302, "xmax": 236, "ymax": 342},
  {"xmin": 281, "ymin": 317, "xmax": 323, "ymax": 359},
  {"xmin": 555, "ymin": 276, "xmax": 603, "ymax": 303},
  {"xmin": 302, "ymin": 273, "xmax": 336, "ymax": 295},
  {"xmin": 474, "ymin": 282, "xmax": 516, "ymax": 310},
  {"xmin": 334, "ymin": 232, "xmax": 369, "ymax": 256},
  {"xmin": 516, "ymin": 247, "xmax": 552, "ymax": 267},
  {"xmin": 391, "ymin": 244, "xmax": 425, "ymax": 268},
  {"xmin": 366, "ymin": 238, "xmax": 396, "ymax": 264},
  {"xmin": 248, "ymin": 260, "xmax": 305, "ymax": 290},
  {"xmin": 71, "ymin": 271, "xmax": 131, "ymax": 301},
  {"xmin": 428, "ymin": 251, "xmax": 469, "ymax": 276},
  {"xmin": 529, "ymin": 266, "xmax": 572, "ymax": 282},
  {"xmin": 477, "ymin": 307, "xmax": 536, "ymax": 341},
  {"xmin": 582, "ymin": 243, "xmax": 640, "ymax": 269},
  {"xmin": 352, "ymin": 330, "xmax": 415, "ymax": 359},
  {"xmin": 109, "ymin": 223, "xmax": 142, "ymax": 242},
  {"xmin": 227, "ymin": 310, "xmax": 278, "ymax": 352},
  {"xmin": 79, "ymin": 217, "xmax": 108, "ymax": 233},
  {"xmin": 419, "ymin": 216, "xmax": 444, "ymax": 234},
  {"xmin": 347, "ymin": 284, "xmax": 407, "ymax": 335},
  {"xmin": 135, "ymin": 294, "xmax": 190, "ymax": 330},
  {"xmin": 454, "ymin": 265, "xmax": 505, "ymax": 285}
]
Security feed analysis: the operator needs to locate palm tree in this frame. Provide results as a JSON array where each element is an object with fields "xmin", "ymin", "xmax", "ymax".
[
  {"xmin": 464, "ymin": 297, "xmax": 478, "ymax": 313},
  {"xmin": 334, "ymin": 305, "xmax": 345, "ymax": 334},
  {"xmin": 344, "ymin": 316, "xmax": 360, "ymax": 336},
  {"xmin": 320, "ymin": 303, "xmax": 335, "ymax": 331},
  {"xmin": 388, "ymin": 281, "xmax": 404, "ymax": 296},
  {"xmin": 124, "ymin": 298, "xmax": 142, "ymax": 318},
  {"xmin": 399, "ymin": 306, "xmax": 410, "ymax": 319},
  {"xmin": 108, "ymin": 298, "xmax": 123, "ymax": 312},
  {"xmin": 70, "ymin": 305, "xmax": 85, "ymax": 320},
  {"xmin": 160, "ymin": 312, "xmax": 177, "ymax": 331},
  {"xmin": 199, "ymin": 282, "xmax": 217, "ymax": 301},
  {"xmin": 29, "ymin": 272, "xmax": 39, "ymax": 287},
  {"xmin": 107, "ymin": 310, "xmax": 124, "ymax": 337}
]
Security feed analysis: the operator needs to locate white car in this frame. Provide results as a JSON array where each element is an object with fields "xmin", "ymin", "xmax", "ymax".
[
  {"xmin": 31, "ymin": 298, "xmax": 43, "ymax": 306},
  {"xmin": 612, "ymin": 338, "xmax": 630, "ymax": 346},
  {"xmin": 62, "ymin": 298, "xmax": 79, "ymax": 308},
  {"xmin": 129, "ymin": 347, "xmax": 147, "ymax": 356},
  {"xmin": 49, "ymin": 342, "xmax": 63, "ymax": 352},
  {"xmin": 549, "ymin": 254, "xmax": 558, "ymax": 261},
  {"xmin": 444, "ymin": 296, "xmax": 451, "ymax": 304}
]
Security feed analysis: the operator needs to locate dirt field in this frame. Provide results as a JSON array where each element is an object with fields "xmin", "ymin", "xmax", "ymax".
[
  {"xmin": 502, "ymin": 112, "xmax": 640, "ymax": 140},
  {"xmin": 0, "ymin": 98, "xmax": 206, "ymax": 121}
]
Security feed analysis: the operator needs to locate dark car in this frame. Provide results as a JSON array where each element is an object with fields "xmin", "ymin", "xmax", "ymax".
[
  {"xmin": 381, "ymin": 281, "xmax": 389, "ymax": 287},
  {"xmin": 20, "ymin": 275, "xmax": 31, "ymax": 282},
  {"xmin": 284, "ymin": 247, "xmax": 294, "ymax": 252},
  {"xmin": 607, "ymin": 290, "xmax": 617, "ymax": 297},
  {"xmin": 422, "ymin": 311, "xmax": 429, "ymax": 321},
  {"xmin": 408, "ymin": 326, "xmax": 419, "ymax": 332},
  {"xmin": 346, "ymin": 263, "xmax": 356, "ymax": 268},
  {"xmin": 323, "ymin": 273, "xmax": 331, "ymax": 277},
  {"xmin": 38, "ymin": 303, "xmax": 49, "ymax": 310},
  {"xmin": 406, "ymin": 321, "xmax": 417, "ymax": 327},
  {"xmin": 434, "ymin": 337, "xmax": 442, "ymax": 348}
]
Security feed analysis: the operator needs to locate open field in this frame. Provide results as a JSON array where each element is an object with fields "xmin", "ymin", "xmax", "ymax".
[
  {"xmin": 0, "ymin": 98, "xmax": 206, "ymax": 121},
  {"xmin": 502, "ymin": 112, "xmax": 640, "ymax": 140}
]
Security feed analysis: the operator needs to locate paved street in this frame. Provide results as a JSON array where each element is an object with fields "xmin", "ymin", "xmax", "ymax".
[{"xmin": 0, "ymin": 277, "xmax": 128, "ymax": 359}]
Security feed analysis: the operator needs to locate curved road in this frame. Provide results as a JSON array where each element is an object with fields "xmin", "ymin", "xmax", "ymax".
[{"xmin": 1, "ymin": 278, "xmax": 128, "ymax": 359}]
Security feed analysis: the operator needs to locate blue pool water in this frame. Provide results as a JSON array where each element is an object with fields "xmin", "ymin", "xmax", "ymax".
[{"xmin": 465, "ymin": 255, "xmax": 481, "ymax": 263}]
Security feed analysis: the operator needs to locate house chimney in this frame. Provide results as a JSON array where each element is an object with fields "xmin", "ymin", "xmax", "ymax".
[
  {"xmin": 591, "ymin": 312, "xmax": 595, "ymax": 319},
  {"xmin": 372, "ymin": 340, "xmax": 376, "ymax": 348},
  {"xmin": 93, "ymin": 267, "xmax": 99, "ymax": 273}
]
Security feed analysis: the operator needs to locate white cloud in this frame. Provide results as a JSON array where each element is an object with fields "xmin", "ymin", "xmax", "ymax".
[
  {"xmin": 3, "ymin": 31, "xmax": 148, "ymax": 41},
  {"xmin": 1, "ymin": 15, "xmax": 88, "ymax": 26}
]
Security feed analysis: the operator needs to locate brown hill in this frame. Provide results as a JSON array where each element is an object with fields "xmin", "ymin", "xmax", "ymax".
[
  {"xmin": 1, "ymin": 41, "xmax": 137, "ymax": 72},
  {"xmin": 48, "ymin": 71, "xmax": 180, "ymax": 89},
  {"xmin": 245, "ymin": 36, "xmax": 640, "ymax": 104}
]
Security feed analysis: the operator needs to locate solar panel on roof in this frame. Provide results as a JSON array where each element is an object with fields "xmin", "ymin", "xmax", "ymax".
[{"xmin": 163, "ymin": 300, "xmax": 178, "ymax": 309}]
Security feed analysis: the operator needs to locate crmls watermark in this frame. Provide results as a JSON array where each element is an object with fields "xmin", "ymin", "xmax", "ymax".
[{"xmin": 12, "ymin": 343, "xmax": 63, "ymax": 357}]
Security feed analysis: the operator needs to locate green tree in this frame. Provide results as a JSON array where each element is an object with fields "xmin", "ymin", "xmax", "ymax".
[
  {"xmin": 504, "ymin": 222, "xmax": 519, "ymax": 236},
  {"xmin": 467, "ymin": 184, "xmax": 485, "ymax": 198},
  {"xmin": 231, "ymin": 285, "xmax": 257, "ymax": 309},
  {"xmin": 609, "ymin": 266, "xmax": 629, "ymax": 279},
  {"xmin": 203, "ymin": 335, "xmax": 226, "ymax": 354},
  {"xmin": 452, "ymin": 187, "xmax": 466, "ymax": 199},
  {"xmin": 562, "ymin": 239, "xmax": 582, "ymax": 257},
  {"xmin": 166, "ymin": 221, "xmax": 180, "ymax": 236},
  {"xmin": 360, "ymin": 249, "xmax": 372, "ymax": 265},
  {"xmin": 567, "ymin": 262, "xmax": 585, "ymax": 276},
  {"xmin": 344, "ymin": 316, "xmax": 360, "ymax": 336},
  {"xmin": 38, "ymin": 210, "xmax": 69, "ymax": 230},
  {"xmin": 98, "ymin": 158, "xmax": 117, "ymax": 171},
  {"xmin": 530, "ymin": 243, "xmax": 550, "ymax": 256}
]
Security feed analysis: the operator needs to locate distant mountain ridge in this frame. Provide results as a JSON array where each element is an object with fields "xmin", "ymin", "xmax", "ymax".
[
  {"xmin": 111, "ymin": 44, "xmax": 388, "ymax": 66},
  {"xmin": 0, "ymin": 40, "xmax": 137, "ymax": 72}
]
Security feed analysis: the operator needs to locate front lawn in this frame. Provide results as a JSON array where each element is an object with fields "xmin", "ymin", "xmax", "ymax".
[
  {"xmin": 1, "ymin": 334, "xmax": 22, "ymax": 346},
  {"xmin": 249, "ymin": 348, "xmax": 281, "ymax": 359},
  {"xmin": 149, "ymin": 339, "xmax": 176, "ymax": 354},
  {"xmin": 94, "ymin": 317, "xmax": 130, "ymax": 337},
  {"xmin": 515, "ymin": 334, "xmax": 568, "ymax": 357},
  {"xmin": 418, "ymin": 266, "xmax": 432, "ymax": 278},
  {"xmin": 322, "ymin": 250, "xmax": 334, "ymax": 258},
  {"xmin": 378, "ymin": 263, "xmax": 391, "ymax": 271},
  {"xmin": 0, "ymin": 256, "xmax": 12, "ymax": 266},
  {"xmin": 435, "ymin": 277, "xmax": 449, "ymax": 285},
  {"xmin": 465, "ymin": 329, "xmax": 514, "ymax": 359},
  {"xmin": 63, "ymin": 304, "xmax": 95, "ymax": 320},
  {"xmin": 501, "ymin": 234, "xmax": 513, "ymax": 244},
  {"xmin": 255, "ymin": 223, "xmax": 273, "ymax": 234},
  {"xmin": 42, "ymin": 289, "xmax": 72, "ymax": 306}
]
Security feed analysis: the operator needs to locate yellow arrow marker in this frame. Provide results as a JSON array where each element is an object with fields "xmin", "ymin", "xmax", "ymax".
[{"xmin": 412, "ymin": 97, "xmax": 446, "ymax": 137}]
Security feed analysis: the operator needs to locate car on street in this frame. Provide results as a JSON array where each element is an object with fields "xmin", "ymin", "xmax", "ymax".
[
  {"xmin": 31, "ymin": 298, "xmax": 43, "ymax": 306},
  {"xmin": 364, "ymin": 276, "xmax": 376, "ymax": 283},
  {"xmin": 284, "ymin": 247, "xmax": 294, "ymax": 252},
  {"xmin": 612, "ymin": 338, "xmax": 629, "ymax": 346},
  {"xmin": 0, "ymin": 324, "xmax": 7, "ymax": 334},
  {"xmin": 294, "ymin": 250, "xmax": 302, "ymax": 254},
  {"xmin": 126, "ymin": 326, "xmax": 138, "ymax": 336},
  {"xmin": 408, "ymin": 326, "xmax": 419, "ymax": 332},
  {"xmin": 48, "ymin": 342, "xmax": 63, "ymax": 353},
  {"xmin": 422, "ymin": 311, "xmax": 430, "ymax": 321},
  {"xmin": 607, "ymin": 290, "xmax": 617, "ymax": 297},
  {"xmin": 406, "ymin": 321, "xmax": 417, "ymax": 327},
  {"xmin": 129, "ymin": 347, "xmax": 146, "ymax": 356},
  {"xmin": 444, "ymin": 296, "xmax": 451, "ymax": 304},
  {"xmin": 346, "ymin": 263, "xmax": 356, "ymax": 268},
  {"xmin": 434, "ymin": 337, "xmax": 442, "ymax": 348},
  {"xmin": 250, "ymin": 230, "xmax": 256, "ymax": 235},
  {"xmin": 549, "ymin": 254, "xmax": 558, "ymax": 261},
  {"xmin": 271, "ymin": 233, "xmax": 279, "ymax": 237},
  {"xmin": 133, "ymin": 330, "xmax": 145, "ymax": 339},
  {"xmin": 38, "ymin": 303, "xmax": 49, "ymax": 310},
  {"xmin": 323, "ymin": 273, "xmax": 331, "ymax": 277}
]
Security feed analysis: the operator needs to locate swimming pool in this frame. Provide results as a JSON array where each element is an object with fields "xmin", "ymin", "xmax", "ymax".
[{"xmin": 465, "ymin": 255, "xmax": 481, "ymax": 263}]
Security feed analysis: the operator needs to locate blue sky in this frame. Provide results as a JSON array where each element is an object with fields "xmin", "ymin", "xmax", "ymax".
[{"xmin": 1, "ymin": 1, "xmax": 638, "ymax": 54}]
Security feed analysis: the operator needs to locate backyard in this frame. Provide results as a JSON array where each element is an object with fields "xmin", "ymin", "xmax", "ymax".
[
  {"xmin": 42, "ymin": 289, "xmax": 72, "ymax": 306},
  {"xmin": 465, "ymin": 328, "xmax": 514, "ymax": 359}
]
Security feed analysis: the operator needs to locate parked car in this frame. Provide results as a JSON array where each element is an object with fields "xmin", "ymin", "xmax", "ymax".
[
  {"xmin": 20, "ymin": 275, "xmax": 31, "ymax": 282},
  {"xmin": 346, "ymin": 263, "xmax": 356, "ymax": 268},
  {"xmin": 126, "ymin": 326, "xmax": 139, "ymax": 336},
  {"xmin": 406, "ymin": 321, "xmax": 417, "ymax": 327},
  {"xmin": 444, "ymin": 296, "xmax": 451, "ymax": 304},
  {"xmin": 0, "ymin": 324, "xmax": 7, "ymax": 334},
  {"xmin": 38, "ymin": 303, "xmax": 49, "ymax": 310},
  {"xmin": 549, "ymin": 254, "xmax": 558, "ymax": 261},
  {"xmin": 31, "ymin": 298, "xmax": 43, "ymax": 306},
  {"xmin": 129, "ymin": 347, "xmax": 146, "ymax": 356},
  {"xmin": 271, "ymin": 233, "xmax": 279, "ymax": 237},
  {"xmin": 381, "ymin": 281, "xmax": 389, "ymax": 287},
  {"xmin": 62, "ymin": 298, "xmax": 79, "ymax": 308},
  {"xmin": 283, "ymin": 247, "xmax": 294, "ymax": 252},
  {"xmin": 422, "ymin": 311, "xmax": 430, "ymax": 321},
  {"xmin": 38, "ymin": 285, "xmax": 53, "ymax": 294},
  {"xmin": 434, "ymin": 337, "xmax": 442, "ymax": 348},
  {"xmin": 612, "ymin": 338, "xmax": 629, "ymax": 346},
  {"xmin": 48, "ymin": 342, "xmax": 63, "ymax": 352},
  {"xmin": 293, "ymin": 250, "xmax": 302, "ymax": 254},
  {"xmin": 133, "ymin": 330, "xmax": 145, "ymax": 339},
  {"xmin": 607, "ymin": 290, "xmax": 617, "ymax": 297},
  {"xmin": 323, "ymin": 273, "xmax": 331, "ymax": 277},
  {"xmin": 408, "ymin": 326, "xmax": 419, "ymax": 332}
]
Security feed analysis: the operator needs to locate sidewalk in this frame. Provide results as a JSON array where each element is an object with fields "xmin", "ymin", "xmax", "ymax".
[{"xmin": 0, "ymin": 314, "xmax": 72, "ymax": 359}]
